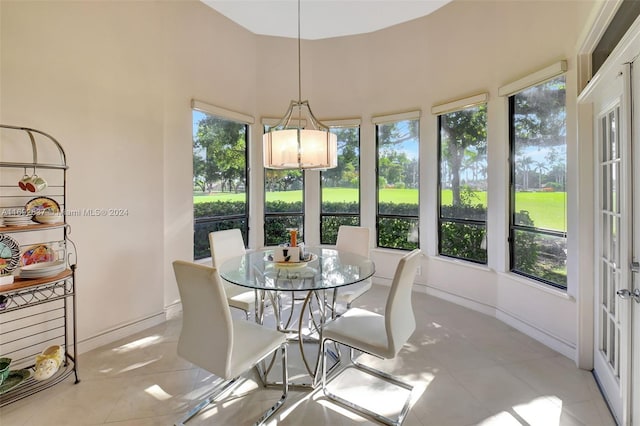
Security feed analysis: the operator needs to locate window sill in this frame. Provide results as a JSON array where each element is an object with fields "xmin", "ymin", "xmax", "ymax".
[
  {"xmin": 498, "ymin": 271, "xmax": 574, "ymax": 301},
  {"xmin": 430, "ymin": 255, "xmax": 493, "ymax": 272}
]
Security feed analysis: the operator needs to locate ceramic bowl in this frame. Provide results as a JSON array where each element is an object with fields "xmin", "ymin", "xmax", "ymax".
[{"xmin": 0, "ymin": 357, "xmax": 11, "ymax": 386}]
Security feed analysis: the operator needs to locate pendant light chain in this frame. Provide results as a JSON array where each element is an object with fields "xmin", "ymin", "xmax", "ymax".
[
  {"xmin": 297, "ymin": 0, "xmax": 302, "ymax": 104},
  {"xmin": 261, "ymin": 0, "xmax": 337, "ymax": 170},
  {"xmin": 296, "ymin": 0, "xmax": 302, "ymax": 166}
]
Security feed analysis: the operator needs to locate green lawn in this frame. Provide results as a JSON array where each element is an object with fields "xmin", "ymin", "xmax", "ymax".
[{"xmin": 194, "ymin": 188, "xmax": 566, "ymax": 231}]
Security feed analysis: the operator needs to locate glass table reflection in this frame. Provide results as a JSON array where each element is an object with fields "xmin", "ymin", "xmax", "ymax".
[{"xmin": 218, "ymin": 247, "xmax": 375, "ymax": 387}]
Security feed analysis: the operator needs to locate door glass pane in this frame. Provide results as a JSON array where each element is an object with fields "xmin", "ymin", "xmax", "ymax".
[
  {"xmin": 601, "ymin": 308, "xmax": 608, "ymax": 351},
  {"xmin": 603, "ymin": 214, "xmax": 610, "ymax": 260},
  {"xmin": 611, "ymin": 216, "xmax": 620, "ymax": 266},
  {"xmin": 615, "ymin": 327, "xmax": 620, "ymax": 377},
  {"xmin": 602, "ymin": 117, "xmax": 608, "ymax": 161},
  {"xmin": 610, "ymin": 269, "xmax": 617, "ymax": 314},
  {"xmin": 610, "ymin": 163, "xmax": 617, "ymax": 212},
  {"xmin": 610, "ymin": 215, "xmax": 617, "ymax": 266},
  {"xmin": 610, "ymin": 110, "xmax": 617, "ymax": 160},
  {"xmin": 602, "ymin": 264, "xmax": 608, "ymax": 307},
  {"xmin": 603, "ymin": 165, "xmax": 610, "ymax": 211},
  {"xmin": 609, "ymin": 319, "xmax": 616, "ymax": 367},
  {"xmin": 611, "ymin": 160, "xmax": 620, "ymax": 213}
]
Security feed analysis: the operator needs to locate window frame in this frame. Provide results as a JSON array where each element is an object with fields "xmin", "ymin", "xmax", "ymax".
[
  {"xmin": 373, "ymin": 111, "xmax": 421, "ymax": 250},
  {"xmin": 262, "ymin": 122, "xmax": 305, "ymax": 246},
  {"xmin": 435, "ymin": 99, "xmax": 488, "ymax": 265},
  {"xmin": 319, "ymin": 121, "xmax": 361, "ymax": 245},
  {"xmin": 191, "ymin": 101, "xmax": 252, "ymax": 260},
  {"xmin": 507, "ymin": 75, "xmax": 568, "ymax": 289}
]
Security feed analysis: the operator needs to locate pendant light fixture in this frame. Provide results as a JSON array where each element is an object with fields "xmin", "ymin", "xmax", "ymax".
[{"xmin": 263, "ymin": 0, "xmax": 338, "ymax": 170}]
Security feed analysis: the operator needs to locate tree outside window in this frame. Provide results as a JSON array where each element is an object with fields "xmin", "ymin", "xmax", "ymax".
[
  {"xmin": 376, "ymin": 118, "xmax": 419, "ymax": 250},
  {"xmin": 263, "ymin": 124, "xmax": 304, "ymax": 245},
  {"xmin": 192, "ymin": 111, "xmax": 249, "ymax": 259},
  {"xmin": 438, "ymin": 104, "xmax": 487, "ymax": 263},
  {"xmin": 510, "ymin": 76, "xmax": 567, "ymax": 288},
  {"xmin": 320, "ymin": 126, "xmax": 360, "ymax": 244}
]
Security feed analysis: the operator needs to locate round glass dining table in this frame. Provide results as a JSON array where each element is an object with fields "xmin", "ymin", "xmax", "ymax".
[
  {"xmin": 218, "ymin": 246, "xmax": 375, "ymax": 387},
  {"xmin": 218, "ymin": 247, "xmax": 375, "ymax": 292}
]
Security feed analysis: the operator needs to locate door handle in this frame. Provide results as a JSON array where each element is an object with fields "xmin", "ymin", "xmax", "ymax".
[{"xmin": 616, "ymin": 288, "xmax": 640, "ymax": 303}]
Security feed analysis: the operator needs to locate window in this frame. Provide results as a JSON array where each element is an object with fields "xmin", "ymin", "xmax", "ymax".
[
  {"xmin": 320, "ymin": 125, "xmax": 360, "ymax": 245},
  {"xmin": 263, "ymin": 125, "xmax": 304, "ymax": 245},
  {"xmin": 192, "ymin": 108, "xmax": 249, "ymax": 260},
  {"xmin": 509, "ymin": 76, "xmax": 567, "ymax": 288},
  {"xmin": 375, "ymin": 115, "xmax": 420, "ymax": 250},
  {"xmin": 592, "ymin": 0, "xmax": 640, "ymax": 77},
  {"xmin": 438, "ymin": 103, "xmax": 487, "ymax": 263}
]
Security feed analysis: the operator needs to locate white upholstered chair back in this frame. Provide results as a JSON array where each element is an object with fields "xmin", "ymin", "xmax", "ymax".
[
  {"xmin": 385, "ymin": 249, "xmax": 421, "ymax": 357},
  {"xmin": 209, "ymin": 229, "xmax": 246, "ymax": 268},
  {"xmin": 335, "ymin": 226, "xmax": 370, "ymax": 258},
  {"xmin": 173, "ymin": 260, "xmax": 233, "ymax": 378}
]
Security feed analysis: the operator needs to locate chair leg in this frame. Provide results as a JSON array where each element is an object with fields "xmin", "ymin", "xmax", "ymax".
[
  {"xmin": 174, "ymin": 377, "xmax": 239, "ymax": 426},
  {"xmin": 322, "ymin": 341, "xmax": 413, "ymax": 426},
  {"xmin": 253, "ymin": 344, "xmax": 288, "ymax": 426}
]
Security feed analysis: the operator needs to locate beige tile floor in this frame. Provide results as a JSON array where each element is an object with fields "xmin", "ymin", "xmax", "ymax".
[{"xmin": 0, "ymin": 285, "xmax": 616, "ymax": 426}]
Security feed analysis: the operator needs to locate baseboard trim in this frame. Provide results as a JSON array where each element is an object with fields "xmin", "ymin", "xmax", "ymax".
[
  {"xmin": 77, "ymin": 311, "xmax": 167, "ymax": 354},
  {"xmin": 494, "ymin": 309, "xmax": 575, "ymax": 359},
  {"xmin": 373, "ymin": 277, "xmax": 576, "ymax": 360},
  {"xmin": 165, "ymin": 300, "xmax": 182, "ymax": 320}
]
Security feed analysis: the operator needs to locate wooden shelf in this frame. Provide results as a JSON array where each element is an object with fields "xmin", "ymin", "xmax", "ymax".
[
  {"xmin": 0, "ymin": 270, "xmax": 73, "ymax": 293},
  {"xmin": 0, "ymin": 222, "xmax": 65, "ymax": 233}
]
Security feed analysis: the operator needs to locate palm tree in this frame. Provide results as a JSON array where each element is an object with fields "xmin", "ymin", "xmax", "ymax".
[
  {"xmin": 534, "ymin": 161, "xmax": 548, "ymax": 189},
  {"xmin": 518, "ymin": 155, "xmax": 534, "ymax": 190}
]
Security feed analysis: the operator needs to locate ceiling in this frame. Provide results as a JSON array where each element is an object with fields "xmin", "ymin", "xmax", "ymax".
[{"xmin": 201, "ymin": 0, "xmax": 453, "ymax": 40}]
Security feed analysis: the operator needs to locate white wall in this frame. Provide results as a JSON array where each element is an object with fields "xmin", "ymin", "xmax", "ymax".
[
  {"xmin": 0, "ymin": 0, "xmax": 259, "ymax": 350},
  {"xmin": 1, "ymin": 0, "xmax": 597, "ymax": 360}
]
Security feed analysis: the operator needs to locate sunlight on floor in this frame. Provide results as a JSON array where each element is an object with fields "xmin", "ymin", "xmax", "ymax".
[
  {"xmin": 112, "ymin": 335, "xmax": 161, "ymax": 353},
  {"xmin": 118, "ymin": 358, "xmax": 160, "ymax": 373},
  {"xmin": 512, "ymin": 396, "xmax": 562, "ymax": 426},
  {"xmin": 145, "ymin": 384, "xmax": 172, "ymax": 401},
  {"xmin": 477, "ymin": 396, "xmax": 563, "ymax": 426}
]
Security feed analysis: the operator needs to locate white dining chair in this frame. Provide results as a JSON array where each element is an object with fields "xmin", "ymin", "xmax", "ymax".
[
  {"xmin": 321, "ymin": 248, "xmax": 422, "ymax": 426},
  {"xmin": 172, "ymin": 260, "xmax": 288, "ymax": 426},
  {"xmin": 333, "ymin": 225, "xmax": 372, "ymax": 315},
  {"xmin": 209, "ymin": 229, "xmax": 257, "ymax": 318}
]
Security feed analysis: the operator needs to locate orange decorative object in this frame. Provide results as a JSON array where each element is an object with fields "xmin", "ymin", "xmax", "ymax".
[{"xmin": 290, "ymin": 229, "xmax": 297, "ymax": 248}]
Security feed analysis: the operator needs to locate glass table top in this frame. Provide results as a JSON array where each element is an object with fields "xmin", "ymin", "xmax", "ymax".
[{"xmin": 218, "ymin": 247, "xmax": 375, "ymax": 291}]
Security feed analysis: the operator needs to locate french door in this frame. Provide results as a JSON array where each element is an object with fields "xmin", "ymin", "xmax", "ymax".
[{"xmin": 593, "ymin": 60, "xmax": 639, "ymax": 426}]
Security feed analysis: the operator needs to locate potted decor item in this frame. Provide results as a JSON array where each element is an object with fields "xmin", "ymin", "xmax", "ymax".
[
  {"xmin": 0, "ymin": 357, "xmax": 11, "ymax": 386},
  {"xmin": 32, "ymin": 345, "xmax": 64, "ymax": 381}
]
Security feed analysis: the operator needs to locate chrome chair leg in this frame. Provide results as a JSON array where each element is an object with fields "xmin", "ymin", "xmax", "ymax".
[
  {"xmin": 321, "ymin": 341, "xmax": 413, "ymax": 426},
  {"xmin": 254, "ymin": 344, "xmax": 288, "ymax": 426},
  {"xmin": 174, "ymin": 378, "xmax": 239, "ymax": 426},
  {"xmin": 176, "ymin": 345, "xmax": 288, "ymax": 426}
]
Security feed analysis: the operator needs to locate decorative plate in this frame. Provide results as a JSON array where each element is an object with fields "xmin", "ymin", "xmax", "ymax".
[
  {"xmin": 25, "ymin": 197, "xmax": 61, "ymax": 215},
  {"xmin": 20, "ymin": 244, "xmax": 57, "ymax": 266},
  {"xmin": 0, "ymin": 369, "xmax": 31, "ymax": 395},
  {"xmin": 0, "ymin": 234, "xmax": 20, "ymax": 275}
]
